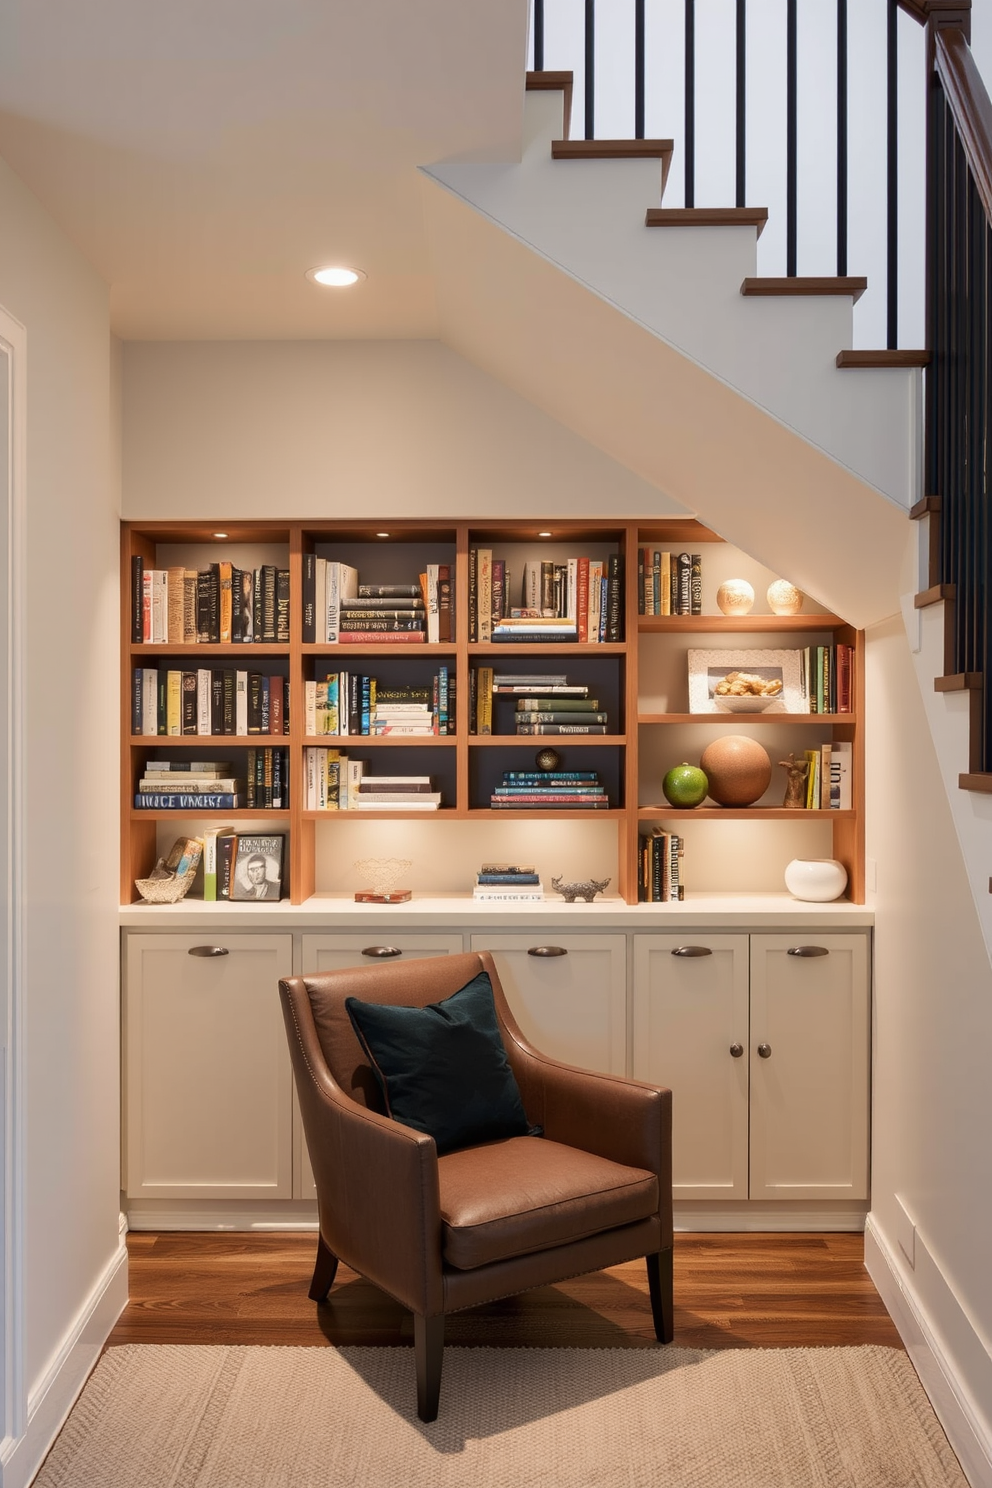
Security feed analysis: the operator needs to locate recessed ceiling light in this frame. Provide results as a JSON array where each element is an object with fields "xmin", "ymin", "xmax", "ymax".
[
  {"xmin": 213, "ymin": 531, "xmax": 228, "ymax": 539},
  {"xmin": 306, "ymin": 265, "xmax": 366, "ymax": 288}
]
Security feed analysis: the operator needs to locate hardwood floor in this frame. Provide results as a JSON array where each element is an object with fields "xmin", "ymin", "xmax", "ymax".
[{"xmin": 107, "ymin": 1231, "xmax": 903, "ymax": 1352}]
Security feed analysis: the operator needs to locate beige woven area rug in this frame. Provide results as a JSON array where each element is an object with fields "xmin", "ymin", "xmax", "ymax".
[{"xmin": 35, "ymin": 1343, "xmax": 966, "ymax": 1488}]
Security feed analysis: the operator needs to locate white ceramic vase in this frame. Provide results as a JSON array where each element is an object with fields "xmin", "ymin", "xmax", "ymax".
[{"xmin": 784, "ymin": 858, "xmax": 848, "ymax": 902}]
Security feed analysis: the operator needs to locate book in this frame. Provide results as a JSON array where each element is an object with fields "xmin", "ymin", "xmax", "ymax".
[
  {"xmin": 230, "ymin": 834, "xmax": 285, "ymax": 901},
  {"xmin": 202, "ymin": 825, "xmax": 237, "ymax": 901},
  {"xmin": 830, "ymin": 741, "xmax": 853, "ymax": 809},
  {"xmin": 354, "ymin": 799, "xmax": 440, "ymax": 810},
  {"xmin": 339, "ymin": 630, "xmax": 426, "ymax": 644},
  {"xmin": 143, "ymin": 760, "xmax": 234, "ymax": 773},
  {"xmin": 515, "ymin": 723, "xmax": 608, "ymax": 734},
  {"xmin": 472, "ymin": 887, "xmax": 544, "ymax": 900},
  {"xmin": 134, "ymin": 793, "xmax": 242, "ymax": 809},
  {"xmin": 162, "ymin": 835, "xmax": 203, "ymax": 879},
  {"xmin": 515, "ymin": 711, "xmax": 608, "ymax": 724},
  {"xmin": 357, "ymin": 584, "xmax": 422, "ymax": 597},
  {"xmin": 476, "ymin": 873, "xmax": 541, "ymax": 884},
  {"xmin": 137, "ymin": 778, "xmax": 243, "ymax": 793},
  {"xmin": 480, "ymin": 862, "xmax": 536, "ymax": 873},
  {"xmin": 513, "ymin": 697, "xmax": 600, "ymax": 710}
]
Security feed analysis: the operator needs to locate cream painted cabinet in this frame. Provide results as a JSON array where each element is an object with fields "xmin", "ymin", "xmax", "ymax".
[
  {"xmin": 470, "ymin": 933, "xmax": 627, "ymax": 1075},
  {"xmin": 295, "ymin": 932, "xmax": 465, "ymax": 1197},
  {"xmin": 123, "ymin": 932, "xmax": 295, "ymax": 1201},
  {"xmin": 632, "ymin": 931, "xmax": 869, "ymax": 1203},
  {"xmin": 632, "ymin": 934, "xmax": 750, "ymax": 1200}
]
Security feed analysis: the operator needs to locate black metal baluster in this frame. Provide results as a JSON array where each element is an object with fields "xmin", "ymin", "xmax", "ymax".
[
  {"xmin": 533, "ymin": 0, "xmax": 544, "ymax": 72},
  {"xmin": 786, "ymin": 0, "xmax": 798, "ymax": 275},
  {"xmin": 837, "ymin": 0, "xmax": 848, "ymax": 276},
  {"xmin": 736, "ymin": 0, "xmax": 746, "ymax": 208},
  {"xmin": 585, "ymin": 0, "xmax": 595, "ymax": 139},
  {"xmin": 635, "ymin": 0, "xmax": 645, "ymax": 140},
  {"xmin": 887, "ymin": 0, "xmax": 899, "ymax": 348},
  {"xmin": 685, "ymin": 0, "xmax": 695, "ymax": 208},
  {"xmin": 983, "ymin": 215, "xmax": 992, "ymax": 764}
]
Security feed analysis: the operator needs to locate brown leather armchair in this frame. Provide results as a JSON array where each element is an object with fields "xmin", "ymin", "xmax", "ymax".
[{"xmin": 278, "ymin": 950, "xmax": 673, "ymax": 1421}]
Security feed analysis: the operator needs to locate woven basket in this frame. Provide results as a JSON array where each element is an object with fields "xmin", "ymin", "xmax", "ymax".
[{"xmin": 134, "ymin": 862, "xmax": 199, "ymax": 904}]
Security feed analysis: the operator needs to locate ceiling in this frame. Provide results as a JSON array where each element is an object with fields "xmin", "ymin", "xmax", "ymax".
[{"xmin": 0, "ymin": 0, "xmax": 530, "ymax": 338}]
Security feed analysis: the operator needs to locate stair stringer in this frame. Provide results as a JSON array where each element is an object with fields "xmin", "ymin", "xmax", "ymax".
[
  {"xmin": 420, "ymin": 166, "xmax": 912, "ymax": 630},
  {"xmin": 902, "ymin": 591, "xmax": 992, "ymax": 964}
]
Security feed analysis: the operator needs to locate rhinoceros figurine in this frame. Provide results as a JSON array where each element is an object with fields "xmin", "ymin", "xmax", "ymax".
[{"xmin": 551, "ymin": 875, "xmax": 611, "ymax": 904}]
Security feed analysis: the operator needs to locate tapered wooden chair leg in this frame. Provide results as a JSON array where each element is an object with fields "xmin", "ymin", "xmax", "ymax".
[
  {"xmin": 647, "ymin": 1249, "xmax": 674, "ymax": 1343},
  {"xmin": 308, "ymin": 1234, "xmax": 339, "ymax": 1302},
  {"xmin": 414, "ymin": 1313, "xmax": 445, "ymax": 1422}
]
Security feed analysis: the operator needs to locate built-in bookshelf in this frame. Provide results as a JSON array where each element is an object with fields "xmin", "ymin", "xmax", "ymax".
[{"xmin": 121, "ymin": 519, "xmax": 864, "ymax": 905}]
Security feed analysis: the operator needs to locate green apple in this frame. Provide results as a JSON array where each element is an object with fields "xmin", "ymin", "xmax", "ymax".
[{"xmin": 662, "ymin": 762, "xmax": 708, "ymax": 809}]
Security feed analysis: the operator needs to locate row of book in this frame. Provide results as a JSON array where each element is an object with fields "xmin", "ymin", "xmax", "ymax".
[
  {"xmin": 303, "ymin": 754, "xmax": 441, "ymax": 811},
  {"xmin": 201, "ymin": 829, "xmax": 286, "ymax": 901},
  {"xmin": 132, "ymin": 668, "xmax": 289, "ymax": 736},
  {"xmin": 803, "ymin": 742, "xmax": 853, "ymax": 810},
  {"xmin": 637, "ymin": 551, "xmax": 702, "ymax": 617},
  {"xmin": 490, "ymin": 769, "xmax": 610, "ymax": 810},
  {"xmin": 638, "ymin": 828, "xmax": 686, "ymax": 901},
  {"xmin": 473, "ymin": 864, "xmax": 544, "ymax": 901},
  {"xmin": 302, "ymin": 567, "xmax": 455, "ymax": 645},
  {"xmin": 800, "ymin": 645, "xmax": 855, "ymax": 714},
  {"xmin": 304, "ymin": 670, "xmax": 454, "ymax": 736},
  {"xmin": 469, "ymin": 551, "xmax": 623, "ymax": 644},
  {"xmin": 131, "ymin": 559, "xmax": 289, "ymax": 644},
  {"xmin": 472, "ymin": 672, "xmax": 610, "ymax": 734},
  {"xmin": 134, "ymin": 751, "xmax": 288, "ymax": 810}
]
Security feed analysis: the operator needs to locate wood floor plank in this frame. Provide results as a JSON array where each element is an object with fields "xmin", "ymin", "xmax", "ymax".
[{"xmin": 107, "ymin": 1232, "xmax": 903, "ymax": 1353}]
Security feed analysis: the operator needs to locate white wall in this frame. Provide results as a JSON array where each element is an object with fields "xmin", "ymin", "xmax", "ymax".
[
  {"xmin": 121, "ymin": 339, "xmax": 686, "ymax": 521},
  {"xmin": 0, "ymin": 156, "xmax": 124, "ymax": 1485},
  {"xmin": 865, "ymin": 615, "xmax": 992, "ymax": 1479}
]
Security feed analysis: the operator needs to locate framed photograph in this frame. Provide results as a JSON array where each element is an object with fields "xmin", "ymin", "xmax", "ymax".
[
  {"xmin": 231, "ymin": 833, "xmax": 286, "ymax": 901},
  {"xmin": 687, "ymin": 649, "xmax": 806, "ymax": 714}
]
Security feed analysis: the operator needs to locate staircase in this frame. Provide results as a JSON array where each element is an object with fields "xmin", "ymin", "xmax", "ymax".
[{"xmin": 420, "ymin": 72, "xmax": 917, "ymax": 630}]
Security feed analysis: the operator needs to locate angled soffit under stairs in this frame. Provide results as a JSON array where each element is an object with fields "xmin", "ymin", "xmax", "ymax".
[{"xmin": 420, "ymin": 81, "xmax": 919, "ymax": 632}]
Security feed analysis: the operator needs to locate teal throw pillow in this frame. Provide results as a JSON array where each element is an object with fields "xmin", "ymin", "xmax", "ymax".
[{"xmin": 345, "ymin": 971, "xmax": 536, "ymax": 1155}]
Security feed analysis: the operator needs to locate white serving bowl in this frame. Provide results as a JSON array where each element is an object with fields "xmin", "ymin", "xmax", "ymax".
[{"xmin": 715, "ymin": 695, "xmax": 777, "ymax": 713}]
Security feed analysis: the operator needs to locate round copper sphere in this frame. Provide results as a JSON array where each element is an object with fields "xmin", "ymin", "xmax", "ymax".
[{"xmin": 699, "ymin": 734, "xmax": 772, "ymax": 807}]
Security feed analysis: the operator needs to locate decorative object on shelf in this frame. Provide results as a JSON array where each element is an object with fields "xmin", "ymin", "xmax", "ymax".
[
  {"xmin": 716, "ymin": 579, "xmax": 755, "ymax": 616},
  {"xmin": 767, "ymin": 579, "xmax": 804, "ymax": 615},
  {"xmin": 550, "ymin": 875, "xmax": 611, "ymax": 903},
  {"xmin": 231, "ymin": 834, "xmax": 286, "ymax": 901},
  {"xmin": 784, "ymin": 857, "xmax": 848, "ymax": 902},
  {"xmin": 688, "ymin": 649, "xmax": 802, "ymax": 713},
  {"xmin": 353, "ymin": 857, "xmax": 414, "ymax": 904},
  {"xmin": 699, "ymin": 735, "xmax": 772, "ymax": 807},
  {"xmin": 535, "ymin": 747, "xmax": 561, "ymax": 771},
  {"xmin": 779, "ymin": 753, "xmax": 811, "ymax": 809},
  {"xmin": 134, "ymin": 836, "xmax": 203, "ymax": 904},
  {"xmin": 662, "ymin": 762, "xmax": 709, "ymax": 809}
]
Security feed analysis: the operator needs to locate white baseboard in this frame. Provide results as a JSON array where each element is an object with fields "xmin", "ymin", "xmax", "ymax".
[
  {"xmin": 0, "ymin": 1237, "xmax": 128, "ymax": 1488},
  {"xmin": 125, "ymin": 1199, "xmax": 319, "ymax": 1231},
  {"xmin": 865, "ymin": 1214, "xmax": 992, "ymax": 1488}
]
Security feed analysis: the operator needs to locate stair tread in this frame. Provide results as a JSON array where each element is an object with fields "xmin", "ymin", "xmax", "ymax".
[
  {"xmin": 914, "ymin": 583, "xmax": 956, "ymax": 607},
  {"xmin": 552, "ymin": 139, "xmax": 674, "ymax": 159},
  {"xmin": 836, "ymin": 349, "xmax": 930, "ymax": 367},
  {"xmin": 742, "ymin": 276, "xmax": 868, "ymax": 304},
  {"xmin": 526, "ymin": 71, "xmax": 574, "ymax": 89},
  {"xmin": 910, "ymin": 495, "xmax": 942, "ymax": 519},
  {"xmin": 935, "ymin": 673, "xmax": 983, "ymax": 691},
  {"xmin": 646, "ymin": 207, "xmax": 768, "ymax": 237},
  {"xmin": 961, "ymin": 773, "xmax": 992, "ymax": 793}
]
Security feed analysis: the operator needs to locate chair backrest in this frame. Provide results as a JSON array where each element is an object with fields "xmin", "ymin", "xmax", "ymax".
[{"xmin": 295, "ymin": 951, "xmax": 503, "ymax": 1110}]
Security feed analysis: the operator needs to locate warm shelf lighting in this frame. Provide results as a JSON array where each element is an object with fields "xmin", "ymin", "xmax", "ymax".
[
  {"xmin": 212, "ymin": 532, "xmax": 228, "ymax": 539},
  {"xmin": 538, "ymin": 531, "xmax": 553, "ymax": 537},
  {"xmin": 376, "ymin": 531, "xmax": 390, "ymax": 538},
  {"xmin": 306, "ymin": 265, "xmax": 366, "ymax": 288}
]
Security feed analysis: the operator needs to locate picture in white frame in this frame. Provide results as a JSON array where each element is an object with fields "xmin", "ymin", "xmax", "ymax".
[{"xmin": 687, "ymin": 648, "xmax": 806, "ymax": 714}]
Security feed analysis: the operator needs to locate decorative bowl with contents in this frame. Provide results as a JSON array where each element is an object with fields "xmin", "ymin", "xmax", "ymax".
[{"xmin": 713, "ymin": 670, "xmax": 783, "ymax": 713}]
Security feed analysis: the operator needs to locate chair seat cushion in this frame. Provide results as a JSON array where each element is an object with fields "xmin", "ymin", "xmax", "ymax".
[{"xmin": 438, "ymin": 1136, "xmax": 658, "ymax": 1270}]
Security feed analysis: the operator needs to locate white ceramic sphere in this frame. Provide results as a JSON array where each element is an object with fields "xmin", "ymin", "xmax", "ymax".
[
  {"xmin": 767, "ymin": 579, "xmax": 803, "ymax": 615},
  {"xmin": 784, "ymin": 858, "xmax": 848, "ymax": 902},
  {"xmin": 716, "ymin": 579, "xmax": 755, "ymax": 616}
]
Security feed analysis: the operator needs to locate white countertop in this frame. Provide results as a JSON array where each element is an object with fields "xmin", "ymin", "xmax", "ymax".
[{"xmin": 120, "ymin": 891, "xmax": 874, "ymax": 930}]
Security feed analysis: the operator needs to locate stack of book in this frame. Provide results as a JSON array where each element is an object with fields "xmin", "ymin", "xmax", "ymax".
[
  {"xmin": 469, "ymin": 551, "xmax": 622, "ymax": 643},
  {"xmin": 355, "ymin": 776, "xmax": 442, "ymax": 810},
  {"xmin": 304, "ymin": 670, "xmax": 453, "ymax": 735},
  {"xmin": 490, "ymin": 770, "xmax": 610, "ymax": 809},
  {"xmin": 491, "ymin": 673, "xmax": 590, "ymax": 696},
  {"xmin": 514, "ymin": 696, "xmax": 608, "ymax": 735},
  {"xmin": 473, "ymin": 864, "xmax": 544, "ymax": 901},
  {"xmin": 303, "ymin": 567, "xmax": 454, "ymax": 643},
  {"xmin": 339, "ymin": 591, "xmax": 426, "ymax": 644},
  {"xmin": 638, "ymin": 828, "xmax": 685, "ymax": 901},
  {"xmin": 134, "ymin": 760, "xmax": 243, "ymax": 810},
  {"xmin": 637, "ymin": 550, "xmax": 702, "ymax": 616},
  {"xmin": 474, "ymin": 671, "xmax": 593, "ymax": 734},
  {"xmin": 132, "ymin": 667, "xmax": 289, "ymax": 736},
  {"xmin": 131, "ymin": 559, "xmax": 289, "ymax": 644}
]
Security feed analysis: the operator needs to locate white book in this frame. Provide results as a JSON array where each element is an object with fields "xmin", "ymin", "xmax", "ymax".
[
  {"xmin": 197, "ymin": 669, "xmax": 212, "ymax": 735},
  {"xmin": 305, "ymin": 747, "xmax": 316, "ymax": 811},
  {"xmin": 151, "ymin": 569, "xmax": 168, "ymax": 643},
  {"xmin": 304, "ymin": 680, "xmax": 317, "ymax": 737},
  {"xmin": 141, "ymin": 668, "xmax": 158, "ymax": 734},
  {"xmin": 426, "ymin": 563, "xmax": 440, "ymax": 644},
  {"xmin": 315, "ymin": 559, "xmax": 327, "ymax": 643},
  {"xmin": 354, "ymin": 799, "xmax": 439, "ymax": 810},
  {"xmin": 235, "ymin": 671, "xmax": 249, "ymax": 736},
  {"xmin": 830, "ymin": 741, "xmax": 853, "ymax": 810},
  {"xmin": 566, "ymin": 557, "xmax": 578, "ymax": 622},
  {"xmin": 343, "ymin": 757, "xmax": 364, "ymax": 810},
  {"xmin": 357, "ymin": 791, "xmax": 442, "ymax": 804},
  {"xmin": 472, "ymin": 887, "xmax": 544, "ymax": 900},
  {"xmin": 316, "ymin": 747, "xmax": 327, "ymax": 812},
  {"xmin": 326, "ymin": 562, "xmax": 360, "ymax": 644}
]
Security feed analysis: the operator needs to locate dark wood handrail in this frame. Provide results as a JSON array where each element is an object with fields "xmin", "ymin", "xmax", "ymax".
[
  {"xmin": 934, "ymin": 27, "xmax": 992, "ymax": 226},
  {"xmin": 896, "ymin": 0, "xmax": 970, "ymax": 27}
]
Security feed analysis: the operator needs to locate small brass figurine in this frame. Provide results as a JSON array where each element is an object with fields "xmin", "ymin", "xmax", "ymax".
[{"xmin": 779, "ymin": 752, "xmax": 809, "ymax": 809}]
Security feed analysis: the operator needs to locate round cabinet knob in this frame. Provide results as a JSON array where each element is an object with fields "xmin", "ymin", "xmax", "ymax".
[
  {"xmin": 528, "ymin": 946, "xmax": 568, "ymax": 957},
  {"xmin": 729, "ymin": 1043, "xmax": 744, "ymax": 1058},
  {"xmin": 757, "ymin": 1043, "xmax": 772, "ymax": 1059},
  {"xmin": 188, "ymin": 945, "xmax": 229, "ymax": 957},
  {"xmin": 361, "ymin": 946, "xmax": 402, "ymax": 959}
]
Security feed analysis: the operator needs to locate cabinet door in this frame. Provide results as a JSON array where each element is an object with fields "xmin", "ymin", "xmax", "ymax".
[
  {"xmin": 295, "ymin": 932, "xmax": 465, "ymax": 1197},
  {"xmin": 748, "ymin": 933, "xmax": 869, "ymax": 1201},
  {"xmin": 470, "ymin": 934, "xmax": 627, "ymax": 1075},
  {"xmin": 632, "ymin": 934, "xmax": 750, "ymax": 1200},
  {"xmin": 124, "ymin": 933, "xmax": 294, "ymax": 1201}
]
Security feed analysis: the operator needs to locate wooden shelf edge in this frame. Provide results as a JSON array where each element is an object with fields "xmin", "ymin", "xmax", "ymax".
[
  {"xmin": 910, "ymin": 495, "xmax": 942, "ymax": 520},
  {"xmin": 469, "ymin": 734, "xmax": 626, "ymax": 746},
  {"xmin": 959, "ymin": 773, "xmax": 992, "ymax": 793},
  {"xmin": 934, "ymin": 673, "xmax": 983, "ymax": 692},
  {"xmin": 637, "ymin": 807, "xmax": 857, "ymax": 820},
  {"xmin": 915, "ymin": 583, "xmax": 956, "ymax": 607},
  {"xmin": 638, "ymin": 614, "xmax": 845, "ymax": 631},
  {"xmin": 637, "ymin": 713, "xmax": 855, "ymax": 725},
  {"xmin": 129, "ymin": 809, "xmax": 290, "ymax": 822},
  {"xmin": 836, "ymin": 349, "xmax": 930, "ymax": 368}
]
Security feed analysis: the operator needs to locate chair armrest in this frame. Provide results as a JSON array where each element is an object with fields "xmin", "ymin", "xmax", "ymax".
[{"xmin": 280, "ymin": 980, "xmax": 444, "ymax": 1316}]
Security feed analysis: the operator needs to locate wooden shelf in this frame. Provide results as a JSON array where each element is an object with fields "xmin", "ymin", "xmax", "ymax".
[
  {"xmin": 469, "ymin": 734, "xmax": 626, "ymax": 746},
  {"xmin": 301, "ymin": 643, "xmax": 457, "ymax": 657},
  {"xmin": 469, "ymin": 643, "xmax": 626, "ymax": 656},
  {"xmin": 303, "ymin": 735, "xmax": 455, "ymax": 746},
  {"xmin": 638, "ymin": 615, "xmax": 845, "ymax": 633},
  {"xmin": 467, "ymin": 808, "xmax": 625, "ymax": 819},
  {"xmin": 129, "ymin": 809, "xmax": 290, "ymax": 822},
  {"xmin": 131, "ymin": 735, "xmax": 288, "ymax": 747},
  {"xmin": 638, "ymin": 807, "xmax": 857, "ymax": 821},
  {"xmin": 637, "ymin": 714, "xmax": 855, "ymax": 726},
  {"xmin": 131, "ymin": 643, "xmax": 291, "ymax": 658}
]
